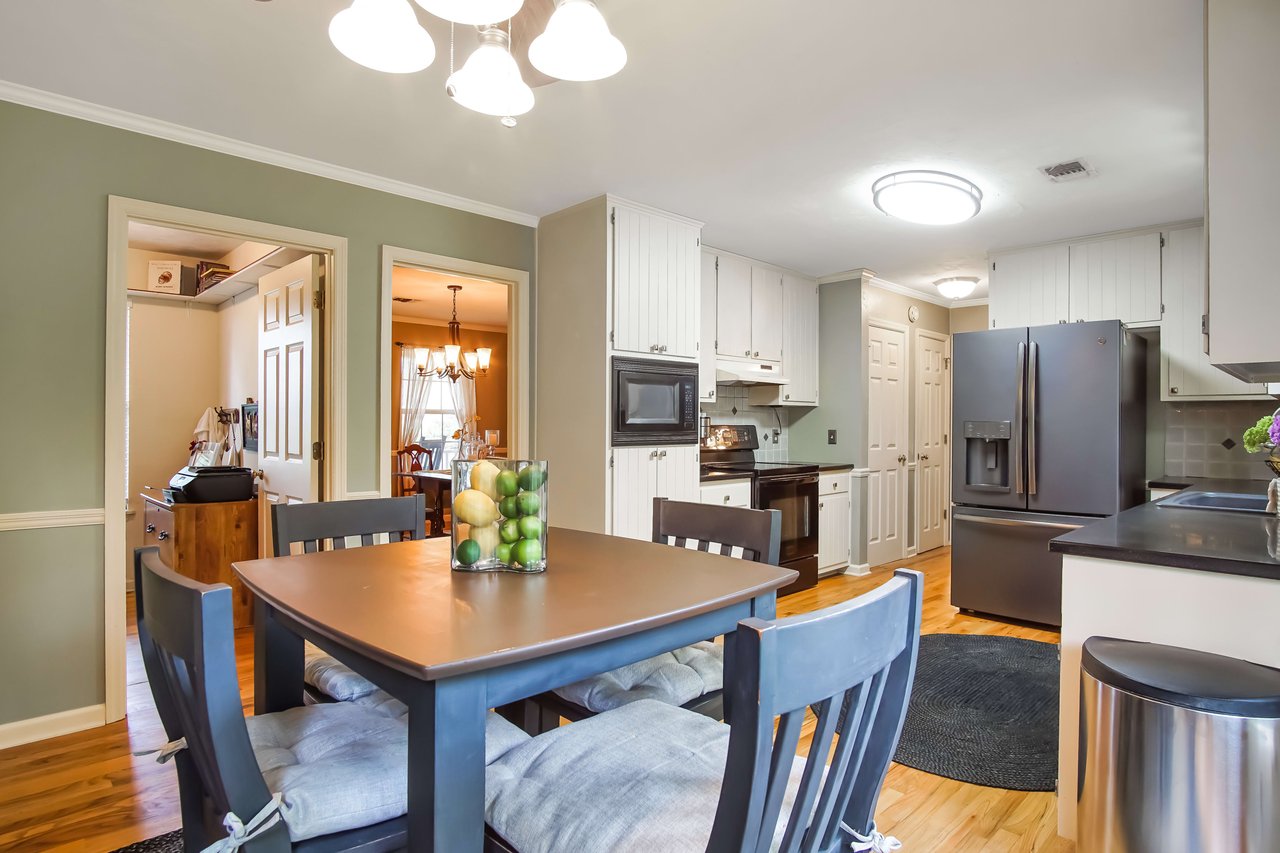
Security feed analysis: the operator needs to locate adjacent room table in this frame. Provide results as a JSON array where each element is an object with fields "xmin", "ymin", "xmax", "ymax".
[
  {"xmin": 234, "ymin": 527, "xmax": 797, "ymax": 853},
  {"xmin": 405, "ymin": 469, "xmax": 451, "ymax": 536}
]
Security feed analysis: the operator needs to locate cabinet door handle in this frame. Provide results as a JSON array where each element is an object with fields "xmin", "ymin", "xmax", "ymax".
[
  {"xmin": 658, "ymin": 450, "xmax": 668, "ymax": 459},
  {"xmin": 784, "ymin": 393, "xmax": 791, "ymax": 400},
  {"xmin": 1170, "ymin": 387, "xmax": 1179, "ymax": 395},
  {"xmin": 723, "ymin": 495, "xmax": 730, "ymax": 504},
  {"xmin": 819, "ymin": 502, "xmax": 824, "ymax": 510},
  {"xmin": 753, "ymin": 351, "xmax": 759, "ymax": 358},
  {"xmin": 157, "ymin": 530, "xmax": 170, "ymax": 541},
  {"xmin": 659, "ymin": 345, "xmax": 668, "ymax": 353},
  {"xmin": 649, "ymin": 450, "xmax": 658, "ymax": 460},
  {"xmin": 649, "ymin": 344, "xmax": 659, "ymax": 352},
  {"xmin": 145, "ymin": 523, "xmax": 155, "ymax": 533},
  {"xmin": 745, "ymin": 350, "xmax": 751, "ymax": 357}
]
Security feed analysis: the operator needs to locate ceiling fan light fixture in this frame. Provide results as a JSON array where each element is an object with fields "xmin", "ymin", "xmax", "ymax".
[
  {"xmin": 872, "ymin": 170, "xmax": 983, "ymax": 225},
  {"xmin": 329, "ymin": 0, "xmax": 436, "ymax": 73},
  {"xmin": 528, "ymin": 0, "xmax": 626, "ymax": 82},
  {"xmin": 934, "ymin": 276, "xmax": 979, "ymax": 300},
  {"xmin": 415, "ymin": 0, "xmax": 524, "ymax": 25},
  {"xmin": 446, "ymin": 27, "xmax": 535, "ymax": 117}
]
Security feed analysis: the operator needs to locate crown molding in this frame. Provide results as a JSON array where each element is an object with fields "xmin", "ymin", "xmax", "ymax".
[
  {"xmin": 818, "ymin": 268, "xmax": 875, "ymax": 285},
  {"xmin": 863, "ymin": 276, "xmax": 957, "ymax": 309},
  {"xmin": 0, "ymin": 80, "xmax": 540, "ymax": 228},
  {"xmin": 951, "ymin": 297, "xmax": 990, "ymax": 308}
]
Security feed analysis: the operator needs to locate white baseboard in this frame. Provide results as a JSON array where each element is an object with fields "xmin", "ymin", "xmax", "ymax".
[
  {"xmin": 846, "ymin": 562, "xmax": 872, "ymax": 576},
  {"xmin": 0, "ymin": 704, "xmax": 105, "ymax": 750}
]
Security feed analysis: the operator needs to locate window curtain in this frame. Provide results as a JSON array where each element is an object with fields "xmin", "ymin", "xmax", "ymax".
[
  {"xmin": 449, "ymin": 376, "xmax": 477, "ymax": 443},
  {"xmin": 399, "ymin": 346, "xmax": 432, "ymax": 449}
]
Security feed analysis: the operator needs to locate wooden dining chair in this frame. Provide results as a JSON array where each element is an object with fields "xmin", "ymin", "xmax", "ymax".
[
  {"xmin": 271, "ymin": 496, "xmax": 425, "ymax": 706},
  {"xmin": 530, "ymin": 498, "xmax": 781, "ymax": 730},
  {"xmin": 393, "ymin": 443, "xmax": 433, "ymax": 497},
  {"xmin": 483, "ymin": 569, "xmax": 924, "ymax": 853}
]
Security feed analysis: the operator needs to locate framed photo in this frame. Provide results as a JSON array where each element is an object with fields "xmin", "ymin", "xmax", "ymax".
[
  {"xmin": 242, "ymin": 403, "xmax": 260, "ymax": 452},
  {"xmin": 146, "ymin": 260, "xmax": 183, "ymax": 293}
]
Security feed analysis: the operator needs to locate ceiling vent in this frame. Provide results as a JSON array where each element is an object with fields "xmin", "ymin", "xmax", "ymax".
[
  {"xmin": 1040, "ymin": 159, "xmax": 1096, "ymax": 183},
  {"xmin": 392, "ymin": 296, "xmax": 419, "ymax": 304}
]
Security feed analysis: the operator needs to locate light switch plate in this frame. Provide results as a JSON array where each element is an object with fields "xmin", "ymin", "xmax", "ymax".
[{"xmin": 828, "ymin": 429, "xmax": 837, "ymax": 445}]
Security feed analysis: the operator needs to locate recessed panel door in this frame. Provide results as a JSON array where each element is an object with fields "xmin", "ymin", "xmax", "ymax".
[
  {"xmin": 866, "ymin": 322, "xmax": 907, "ymax": 567},
  {"xmin": 915, "ymin": 331, "xmax": 948, "ymax": 553}
]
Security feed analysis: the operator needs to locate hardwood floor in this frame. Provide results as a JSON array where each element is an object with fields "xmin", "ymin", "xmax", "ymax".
[{"xmin": 0, "ymin": 546, "xmax": 1072, "ymax": 852}]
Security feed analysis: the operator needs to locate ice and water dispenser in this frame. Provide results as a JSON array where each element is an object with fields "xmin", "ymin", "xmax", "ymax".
[{"xmin": 963, "ymin": 420, "xmax": 1012, "ymax": 490}]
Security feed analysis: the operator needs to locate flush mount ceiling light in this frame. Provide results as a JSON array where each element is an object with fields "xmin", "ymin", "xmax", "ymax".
[
  {"xmin": 446, "ymin": 26, "xmax": 535, "ymax": 117},
  {"xmin": 529, "ymin": 0, "xmax": 627, "ymax": 81},
  {"xmin": 415, "ymin": 0, "xmax": 524, "ymax": 25},
  {"xmin": 329, "ymin": 0, "xmax": 436, "ymax": 74},
  {"xmin": 872, "ymin": 170, "xmax": 983, "ymax": 225},
  {"xmin": 934, "ymin": 276, "xmax": 979, "ymax": 300}
]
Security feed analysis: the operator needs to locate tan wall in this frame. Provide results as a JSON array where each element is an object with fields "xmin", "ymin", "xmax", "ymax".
[
  {"xmin": 390, "ymin": 320, "xmax": 509, "ymax": 453},
  {"xmin": 218, "ymin": 289, "xmax": 259, "ymax": 469},
  {"xmin": 950, "ymin": 304, "xmax": 990, "ymax": 334},
  {"xmin": 863, "ymin": 286, "xmax": 951, "ymax": 336}
]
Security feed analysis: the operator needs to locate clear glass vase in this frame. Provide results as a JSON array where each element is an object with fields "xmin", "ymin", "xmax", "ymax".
[{"xmin": 450, "ymin": 459, "xmax": 548, "ymax": 573}]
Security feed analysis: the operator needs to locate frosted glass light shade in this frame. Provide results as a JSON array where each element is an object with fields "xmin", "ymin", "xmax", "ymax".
[
  {"xmin": 528, "ymin": 0, "xmax": 626, "ymax": 81},
  {"xmin": 415, "ymin": 0, "xmax": 524, "ymax": 25},
  {"xmin": 431, "ymin": 348, "xmax": 447, "ymax": 371},
  {"xmin": 872, "ymin": 170, "xmax": 982, "ymax": 225},
  {"xmin": 934, "ymin": 277, "xmax": 979, "ymax": 299},
  {"xmin": 476, "ymin": 347, "xmax": 493, "ymax": 371},
  {"xmin": 329, "ymin": 0, "xmax": 435, "ymax": 74},
  {"xmin": 445, "ymin": 343, "xmax": 462, "ymax": 368},
  {"xmin": 413, "ymin": 347, "xmax": 431, "ymax": 374},
  {"xmin": 446, "ymin": 28, "xmax": 534, "ymax": 117}
]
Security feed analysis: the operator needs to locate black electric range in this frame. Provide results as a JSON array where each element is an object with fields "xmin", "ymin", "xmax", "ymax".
[{"xmin": 700, "ymin": 425, "xmax": 819, "ymax": 595}]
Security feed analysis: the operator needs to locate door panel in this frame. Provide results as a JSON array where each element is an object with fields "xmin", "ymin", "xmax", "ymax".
[
  {"xmin": 915, "ymin": 332, "xmax": 948, "ymax": 552},
  {"xmin": 866, "ymin": 323, "xmax": 907, "ymax": 567},
  {"xmin": 1027, "ymin": 321, "xmax": 1121, "ymax": 516},
  {"xmin": 951, "ymin": 327, "xmax": 1027, "ymax": 510},
  {"xmin": 698, "ymin": 252, "xmax": 718, "ymax": 403},
  {"xmin": 715, "ymin": 255, "xmax": 752, "ymax": 357},
  {"xmin": 610, "ymin": 446, "xmax": 656, "ymax": 540},
  {"xmin": 749, "ymin": 266, "xmax": 783, "ymax": 361},
  {"xmin": 1068, "ymin": 232, "xmax": 1162, "ymax": 325},
  {"xmin": 782, "ymin": 275, "xmax": 818, "ymax": 403}
]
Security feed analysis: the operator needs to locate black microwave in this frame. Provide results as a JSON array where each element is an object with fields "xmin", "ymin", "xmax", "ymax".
[{"xmin": 612, "ymin": 357, "xmax": 700, "ymax": 446}]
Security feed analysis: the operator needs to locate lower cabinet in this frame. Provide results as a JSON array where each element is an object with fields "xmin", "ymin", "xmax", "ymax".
[
  {"xmin": 610, "ymin": 445, "xmax": 700, "ymax": 540},
  {"xmin": 699, "ymin": 478, "xmax": 752, "ymax": 508},
  {"xmin": 818, "ymin": 472, "xmax": 851, "ymax": 575}
]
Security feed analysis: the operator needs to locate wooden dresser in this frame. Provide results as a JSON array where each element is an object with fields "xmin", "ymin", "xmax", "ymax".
[{"xmin": 142, "ymin": 494, "xmax": 259, "ymax": 628}]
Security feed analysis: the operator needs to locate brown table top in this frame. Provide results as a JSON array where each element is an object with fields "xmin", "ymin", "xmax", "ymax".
[
  {"xmin": 233, "ymin": 527, "xmax": 797, "ymax": 681},
  {"xmin": 405, "ymin": 470, "xmax": 451, "ymax": 481}
]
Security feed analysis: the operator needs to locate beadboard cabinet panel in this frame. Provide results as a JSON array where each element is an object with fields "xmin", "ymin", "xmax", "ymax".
[
  {"xmin": 699, "ymin": 251, "xmax": 718, "ymax": 402},
  {"xmin": 610, "ymin": 445, "xmax": 700, "ymax": 540},
  {"xmin": 989, "ymin": 245, "xmax": 1070, "ymax": 329},
  {"xmin": 1068, "ymin": 232, "xmax": 1162, "ymax": 325},
  {"xmin": 715, "ymin": 253, "xmax": 753, "ymax": 358},
  {"xmin": 611, "ymin": 204, "xmax": 700, "ymax": 359},
  {"xmin": 749, "ymin": 266, "xmax": 783, "ymax": 362}
]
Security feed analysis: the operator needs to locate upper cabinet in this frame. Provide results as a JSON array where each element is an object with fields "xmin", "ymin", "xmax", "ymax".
[
  {"xmin": 1204, "ymin": 0, "xmax": 1280, "ymax": 382},
  {"xmin": 749, "ymin": 266, "xmax": 783, "ymax": 362},
  {"xmin": 988, "ymin": 245, "xmax": 1070, "ymax": 329},
  {"xmin": 749, "ymin": 274, "xmax": 820, "ymax": 407},
  {"xmin": 1161, "ymin": 226, "xmax": 1270, "ymax": 400},
  {"xmin": 1068, "ymin": 232, "xmax": 1162, "ymax": 326},
  {"xmin": 611, "ymin": 202, "xmax": 700, "ymax": 360},
  {"xmin": 714, "ymin": 253, "xmax": 753, "ymax": 358},
  {"xmin": 698, "ymin": 252, "xmax": 718, "ymax": 403}
]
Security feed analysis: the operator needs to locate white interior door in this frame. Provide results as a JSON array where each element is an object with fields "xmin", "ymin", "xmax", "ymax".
[
  {"xmin": 915, "ymin": 331, "xmax": 948, "ymax": 554},
  {"xmin": 866, "ymin": 321, "xmax": 907, "ymax": 567},
  {"xmin": 258, "ymin": 255, "xmax": 322, "ymax": 551}
]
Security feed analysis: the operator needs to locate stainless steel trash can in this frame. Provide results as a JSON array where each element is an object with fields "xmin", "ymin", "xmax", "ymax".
[{"xmin": 1078, "ymin": 636, "xmax": 1280, "ymax": 852}]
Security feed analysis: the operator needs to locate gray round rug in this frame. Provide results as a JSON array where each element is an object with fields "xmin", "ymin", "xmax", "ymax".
[{"xmin": 893, "ymin": 634, "xmax": 1059, "ymax": 792}]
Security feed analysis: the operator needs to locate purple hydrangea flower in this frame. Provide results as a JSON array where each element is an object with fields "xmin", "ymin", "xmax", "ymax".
[{"xmin": 1270, "ymin": 415, "xmax": 1280, "ymax": 447}]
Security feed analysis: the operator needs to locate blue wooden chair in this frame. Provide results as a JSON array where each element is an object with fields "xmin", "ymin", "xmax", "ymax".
[
  {"xmin": 483, "ymin": 569, "xmax": 923, "ymax": 853},
  {"xmin": 270, "ymin": 496, "xmax": 425, "ymax": 709},
  {"xmin": 530, "ymin": 497, "xmax": 782, "ymax": 730}
]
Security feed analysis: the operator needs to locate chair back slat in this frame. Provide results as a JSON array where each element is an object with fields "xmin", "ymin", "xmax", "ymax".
[
  {"xmin": 271, "ymin": 495, "xmax": 426, "ymax": 557},
  {"xmin": 707, "ymin": 569, "xmax": 923, "ymax": 853},
  {"xmin": 651, "ymin": 498, "xmax": 782, "ymax": 566},
  {"xmin": 133, "ymin": 548, "xmax": 284, "ymax": 849}
]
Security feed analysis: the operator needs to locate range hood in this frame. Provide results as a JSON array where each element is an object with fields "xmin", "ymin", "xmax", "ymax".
[{"xmin": 715, "ymin": 360, "xmax": 788, "ymax": 385}]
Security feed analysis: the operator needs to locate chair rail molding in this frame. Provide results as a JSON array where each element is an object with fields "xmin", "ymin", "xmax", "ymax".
[{"xmin": 0, "ymin": 508, "xmax": 106, "ymax": 533}]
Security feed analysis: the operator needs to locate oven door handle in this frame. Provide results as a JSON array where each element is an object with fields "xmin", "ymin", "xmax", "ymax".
[{"xmin": 759, "ymin": 474, "xmax": 820, "ymax": 486}]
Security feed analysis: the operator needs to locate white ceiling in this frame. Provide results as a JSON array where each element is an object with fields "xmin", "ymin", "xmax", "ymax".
[
  {"xmin": 127, "ymin": 222, "xmax": 246, "ymax": 260},
  {"xmin": 0, "ymin": 0, "xmax": 1205, "ymax": 300},
  {"xmin": 393, "ymin": 267, "xmax": 509, "ymax": 327}
]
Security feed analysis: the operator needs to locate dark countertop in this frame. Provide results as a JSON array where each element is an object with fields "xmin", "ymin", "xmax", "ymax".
[
  {"xmin": 699, "ymin": 470, "xmax": 753, "ymax": 484},
  {"xmin": 1051, "ymin": 478, "xmax": 1280, "ymax": 579},
  {"xmin": 815, "ymin": 463, "xmax": 856, "ymax": 473}
]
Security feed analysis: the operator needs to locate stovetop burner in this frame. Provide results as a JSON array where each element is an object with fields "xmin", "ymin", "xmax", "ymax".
[{"xmin": 700, "ymin": 424, "xmax": 818, "ymax": 479}]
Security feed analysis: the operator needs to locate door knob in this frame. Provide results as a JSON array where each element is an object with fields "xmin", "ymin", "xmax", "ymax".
[
  {"xmin": 897, "ymin": 454, "xmax": 907, "ymax": 464},
  {"xmin": 920, "ymin": 454, "xmax": 929, "ymax": 461}
]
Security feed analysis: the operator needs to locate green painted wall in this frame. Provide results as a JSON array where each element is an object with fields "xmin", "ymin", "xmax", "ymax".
[
  {"xmin": 790, "ymin": 278, "xmax": 866, "ymax": 466},
  {"xmin": 0, "ymin": 100, "xmax": 535, "ymax": 725}
]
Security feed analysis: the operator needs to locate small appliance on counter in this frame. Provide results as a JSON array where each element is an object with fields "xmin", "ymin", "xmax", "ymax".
[{"xmin": 166, "ymin": 466, "xmax": 255, "ymax": 503}]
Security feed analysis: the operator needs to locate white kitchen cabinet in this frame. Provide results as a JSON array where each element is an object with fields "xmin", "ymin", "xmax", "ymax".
[
  {"xmin": 1068, "ymin": 232, "xmax": 1162, "ymax": 325},
  {"xmin": 818, "ymin": 471, "xmax": 851, "ymax": 574},
  {"xmin": 749, "ymin": 266, "xmax": 783, "ymax": 362},
  {"xmin": 749, "ymin": 273, "xmax": 819, "ymax": 407},
  {"xmin": 988, "ymin": 244, "xmax": 1070, "ymax": 329},
  {"xmin": 610, "ymin": 445, "xmax": 700, "ymax": 540},
  {"xmin": 1161, "ymin": 225, "xmax": 1270, "ymax": 401},
  {"xmin": 714, "ymin": 253, "xmax": 753, "ymax": 358},
  {"xmin": 698, "ymin": 251, "xmax": 718, "ymax": 403},
  {"xmin": 699, "ymin": 478, "xmax": 752, "ymax": 509},
  {"xmin": 612, "ymin": 202, "xmax": 700, "ymax": 360}
]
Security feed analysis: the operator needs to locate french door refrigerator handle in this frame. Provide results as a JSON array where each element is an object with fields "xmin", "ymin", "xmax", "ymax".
[
  {"xmin": 1015, "ymin": 341, "xmax": 1026, "ymax": 495},
  {"xmin": 953, "ymin": 513, "xmax": 1083, "ymax": 530},
  {"xmin": 1028, "ymin": 341, "xmax": 1039, "ymax": 496}
]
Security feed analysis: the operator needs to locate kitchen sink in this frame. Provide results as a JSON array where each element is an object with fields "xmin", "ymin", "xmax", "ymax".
[{"xmin": 1157, "ymin": 490, "xmax": 1272, "ymax": 514}]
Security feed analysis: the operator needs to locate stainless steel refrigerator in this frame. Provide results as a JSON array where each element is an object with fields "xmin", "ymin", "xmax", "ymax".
[{"xmin": 950, "ymin": 320, "xmax": 1146, "ymax": 626}]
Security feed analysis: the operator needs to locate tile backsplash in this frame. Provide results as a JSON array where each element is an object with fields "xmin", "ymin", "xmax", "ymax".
[
  {"xmin": 700, "ymin": 384, "xmax": 792, "ymax": 461},
  {"xmin": 1164, "ymin": 401, "xmax": 1279, "ymax": 480}
]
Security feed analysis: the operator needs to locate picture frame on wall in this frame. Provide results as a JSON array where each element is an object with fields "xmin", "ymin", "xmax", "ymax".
[{"xmin": 242, "ymin": 403, "xmax": 259, "ymax": 452}]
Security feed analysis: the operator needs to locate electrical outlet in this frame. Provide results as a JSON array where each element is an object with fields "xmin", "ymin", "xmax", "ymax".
[{"xmin": 827, "ymin": 429, "xmax": 837, "ymax": 445}]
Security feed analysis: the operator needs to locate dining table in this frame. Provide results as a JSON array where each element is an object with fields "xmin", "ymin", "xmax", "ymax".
[
  {"xmin": 405, "ymin": 469, "xmax": 451, "ymax": 536},
  {"xmin": 234, "ymin": 526, "xmax": 797, "ymax": 853}
]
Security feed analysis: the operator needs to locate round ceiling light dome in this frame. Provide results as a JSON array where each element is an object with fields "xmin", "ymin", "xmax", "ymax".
[
  {"xmin": 529, "ymin": 0, "xmax": 627, "ymax": 82},
  {"xmin": 415, "ymin": 0, "xmax": 524, "ymax": 25},
  {"xmin": 934, "ymin": 276, "xmax": 979, "ymax": 300},
  {"xmin": 329, "ymin": 0, "xmax": 436, "ymax": 74},
  {"xmin": 446, "ymin": 27, "xmax": 535, "ymax": 117},
  {"xmin": 872, "ymin": 170, "xmax": 983, "ymax": 225}
]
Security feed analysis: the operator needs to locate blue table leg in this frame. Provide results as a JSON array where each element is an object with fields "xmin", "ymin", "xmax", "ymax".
[
  {"xmin": 723, "ymin": 592, "xmax": 777, "ymax": 724},
  {"xmin": 406, "ymin": 673, "xmax": 488, "ymax": 852},
  {"xmin": 254, "ymin": 598, "xmax": 303, "ymax": 715}
]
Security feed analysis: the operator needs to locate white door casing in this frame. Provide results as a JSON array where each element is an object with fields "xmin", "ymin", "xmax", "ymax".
[
  {"xmin": 258, "ymin": 255, "xmax": 322, "ymax": 551},
  {"xmin": 866, "ymin": 320, "xmax": 908, "ymax": 567},
  {"xmin": 915, "ymin": 330, "xmax": 948, "ymax": 554}
]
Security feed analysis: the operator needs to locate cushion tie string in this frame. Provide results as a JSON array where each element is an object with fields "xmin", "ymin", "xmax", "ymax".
[
  {"xmin": 843, "ymin": 820, "xmax": 903, "ymax": 853},
  {"xmin": 132, "ymin": 737, "xmax": 187, "ymax": 764},
  {"xmin": 200, "ymin": 792, "xmax": 285, "ymax": 853}
]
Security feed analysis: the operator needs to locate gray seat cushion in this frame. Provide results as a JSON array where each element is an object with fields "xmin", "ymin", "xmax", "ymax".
[
  {"xmin": 249, "ymin": 701, "xmax": 531, "ymax": 841},
  {"xmin": 485, "ymin": 699, "xmax": 808, "ymax": 853},
  {"xmin": 347, "ymin": 688, "xmax": 532, "ymax": 765},
  {"xmin": 304, "ymin": 646, "xmax": 378, "ymax": 701},
  {"xmin": 552, "ymin": 641, "xmax": 723, "ymax": 713}
]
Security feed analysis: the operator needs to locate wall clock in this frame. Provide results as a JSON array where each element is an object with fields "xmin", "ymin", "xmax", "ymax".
[{"xmin": 908, "ymin": 305, "xmax": 920, "ymax": 323}]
